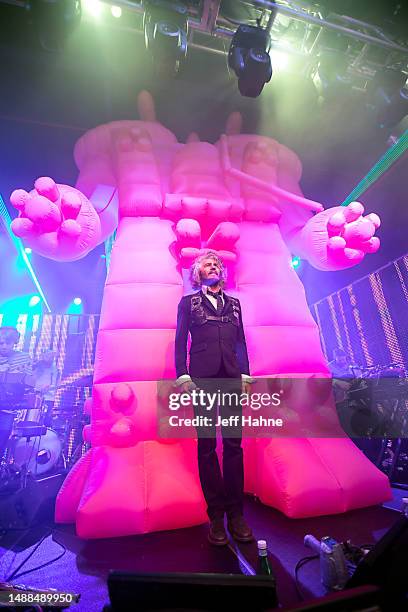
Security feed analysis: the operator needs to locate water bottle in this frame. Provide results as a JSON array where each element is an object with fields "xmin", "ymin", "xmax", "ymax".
[{"xmin": 257, "ymin": 540, "xmax": 273, "ymax": 576}]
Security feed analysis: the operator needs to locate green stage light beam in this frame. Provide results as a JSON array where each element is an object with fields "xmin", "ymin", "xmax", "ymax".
[
  {"xmin": 341, "ymin": 130, "xmax": 408, "ymax": 206},
  {"xmin": 0, "ymin": 194, "xmax": 51, "ymax": 313}
]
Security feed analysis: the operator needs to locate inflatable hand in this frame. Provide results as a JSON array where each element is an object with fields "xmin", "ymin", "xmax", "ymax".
[
  {"xmin": 10, "ymin": 177, "xmax": 102, "ymax": 261},
  {"xmin": 299, "ymin": 201, "xmax": 380, "ymax": 271}
]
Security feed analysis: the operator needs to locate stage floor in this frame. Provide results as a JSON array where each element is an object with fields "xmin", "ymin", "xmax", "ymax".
[{"xmin": 0, "ymin": 492, "xmax": 403, "ymax": 611}]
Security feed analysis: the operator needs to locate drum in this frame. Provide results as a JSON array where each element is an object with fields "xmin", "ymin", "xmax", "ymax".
[
  {"xmin": 379, "ymin": 365, "xmax": 404, "ymax": 378},
  {"xmin": 13, "ymin": 391, "xmax": 44, "ymax": 423},
  {"xmin": 13, "ymin": 427, "xmax": 62, "ymax": 476}
]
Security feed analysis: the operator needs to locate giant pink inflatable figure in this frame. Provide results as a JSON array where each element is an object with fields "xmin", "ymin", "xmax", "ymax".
[{"xmin": 10, "ymin": 92, "xmax": 391, "ymax": 538}]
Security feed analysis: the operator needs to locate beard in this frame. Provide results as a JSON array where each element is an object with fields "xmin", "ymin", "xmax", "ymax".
[{"xmin": 202, "ymin": 275, "xmax": 220, "ymax": 287}]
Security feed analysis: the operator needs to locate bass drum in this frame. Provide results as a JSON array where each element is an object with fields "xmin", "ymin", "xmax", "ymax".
[{"xmin": 14, "ymin": 428, "xmax": 62, "ymax": 476}]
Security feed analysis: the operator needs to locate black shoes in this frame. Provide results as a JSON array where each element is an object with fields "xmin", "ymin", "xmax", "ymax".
[
  {"xmin": 208, "ymin": 518, "xmax": 228, "ymax": 546},
  {"xmin": 208, "ymin": 515, "xmax": 254, "ymax": 545},
  {"xmin": 227, "ymin": 515, "xmax": 254, "ymax": 542}
]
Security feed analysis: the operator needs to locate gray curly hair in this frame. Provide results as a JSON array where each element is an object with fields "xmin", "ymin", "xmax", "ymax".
[{"xmin": 190, "ymin": 250, "xmax": 227, "ymax": 290}]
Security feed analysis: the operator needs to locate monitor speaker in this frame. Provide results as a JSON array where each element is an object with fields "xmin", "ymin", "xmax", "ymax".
[{"xmin": 107, "ymin": 571, "xmax": 277, "ymax": 611}]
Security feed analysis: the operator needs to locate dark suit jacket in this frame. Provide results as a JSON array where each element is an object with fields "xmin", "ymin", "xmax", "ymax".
[{"xmin": 175, "ymin": 290, "xmax": 250, "ymax": 378}]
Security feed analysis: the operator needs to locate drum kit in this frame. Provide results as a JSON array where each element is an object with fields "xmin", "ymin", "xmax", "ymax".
[
  {"xmin": 358, "ymin": 362, "xmax": 405, "ymax": 380},
  {"xmin": 0, "ymin": 372, "xmax": 88, "ymax": 490}
]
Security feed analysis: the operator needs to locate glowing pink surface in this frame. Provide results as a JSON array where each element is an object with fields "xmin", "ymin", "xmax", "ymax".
[{"xmin": 10, "ymin": 92, "xmax": 390, "ymax": 538}]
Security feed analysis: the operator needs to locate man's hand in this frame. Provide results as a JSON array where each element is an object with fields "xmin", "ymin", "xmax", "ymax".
[
  {"xmin": 242, "ymin": 380, "xmax": 252, "ymax": 395},
  {"xmin": 179, "ymin": 380, "xmax": 198, "ymax": 394}
]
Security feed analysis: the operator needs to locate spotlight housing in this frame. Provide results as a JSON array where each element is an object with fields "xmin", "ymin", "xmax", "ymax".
[
  {"xmin": 228, "ymin": 25, "xmax": 272, "ymax": 98},
  {"xmin": 143, "ymin": 0, "xmax": 189, "ymax": 78}
]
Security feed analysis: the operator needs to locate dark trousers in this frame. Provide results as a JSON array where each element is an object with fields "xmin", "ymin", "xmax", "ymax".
[{"xmin": 192, "ymin": 362, "xmax": 244, "ymax": 521}]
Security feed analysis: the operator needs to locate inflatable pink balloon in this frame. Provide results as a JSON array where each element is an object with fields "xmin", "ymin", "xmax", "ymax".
[{"xmin": 11, "ymin": 91, "xmax": 390, "ymax": 538}]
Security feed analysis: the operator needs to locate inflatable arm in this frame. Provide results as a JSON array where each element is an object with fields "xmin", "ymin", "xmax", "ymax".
[{"xmin": 219, "ymin": 130, "xmax": 381, "ymax": 273}]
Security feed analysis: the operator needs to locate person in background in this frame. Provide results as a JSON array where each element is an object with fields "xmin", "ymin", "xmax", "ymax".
[
  {"xmin": 0, "ymin": 326, "xmax": 32, "ymax": 376},
  {"xmin": 328, "ymin": 348, "xmax": 361, "ymax": 378},
  {"xmin": 33, "ymin": 349, "xmax": 60, "ymax": 427},
  {"xmin": 328, "ymin": 348, "xmax": 357, "ymax": 403}
]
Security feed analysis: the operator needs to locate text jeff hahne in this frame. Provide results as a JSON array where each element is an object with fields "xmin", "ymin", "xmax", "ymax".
[{"xmin": 167, "ymin": 414, "xmax": 284, "ymax": 428}]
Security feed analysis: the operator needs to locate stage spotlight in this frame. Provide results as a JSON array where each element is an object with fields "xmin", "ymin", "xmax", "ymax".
[
  {"xmin": 143, "ymin": 0, "xmax": 189, "ymax": 78},
  {"xmin": 29, "ymin": 295, "xmax": 41, "ymax": 307},
  {"xmin": 83, "ymin": 0, "xmax": 102, "ymax": 17},
  {"xmin": 111, "ymin": 5, "xmax": 122, "ymax": 19},
  {"xmin": 272, "ymin": 50, "xmax": 289, "ymax": 72},
  {"xmin": 291, "ymin": 257, "xmax": 301, "ymax": 269},
  {"xmin": 24, "ymin": 247, "xmax": 32, "ymax": 255},
  {"xmin": 28, "ymin": 0, "xmax": 82, "ymax": 52},
  {"xmin": 67, "ymin": 297, "xmax": 83, "ymax": 314},
  {"xmin": 228, "ymin": 25, "xmax": 272, "ymax": 98}
]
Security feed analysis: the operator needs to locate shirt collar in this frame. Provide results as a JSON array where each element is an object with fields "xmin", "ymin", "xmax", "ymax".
[{"xmin": 202, "ymin": 285, "xmax": 223, "ymax": 297}]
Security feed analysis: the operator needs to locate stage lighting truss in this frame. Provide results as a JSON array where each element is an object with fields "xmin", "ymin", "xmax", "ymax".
[
  {"xmin": 73, "ymin": 0, "xmax": 407, "ymax": 108},
  {"xmin": 143, "ymin": 0, "xmax": 189, "ymax": 77},
  {"xmin": 2, "ymin": 1, "xmax": 407, "ymax": 110}
]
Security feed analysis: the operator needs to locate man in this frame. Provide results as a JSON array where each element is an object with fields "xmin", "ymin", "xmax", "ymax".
[
  {"xmin": 174, "ymin": 251, "xmax": 253, "ymax": 546},
  {"xmin": 0, "ymin": 326, "xmax": 33, "ymax": 456},
  {"xmin": 329, "ymin": 348, "xmax": 361, "ymax": 379},
  {"xmin": 328, "ymin": 348, "xmax": 362, "ymax": 403},
  {"xmin": 0, "ymin": 326, "xmax": 32, "ymax": 376}
]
